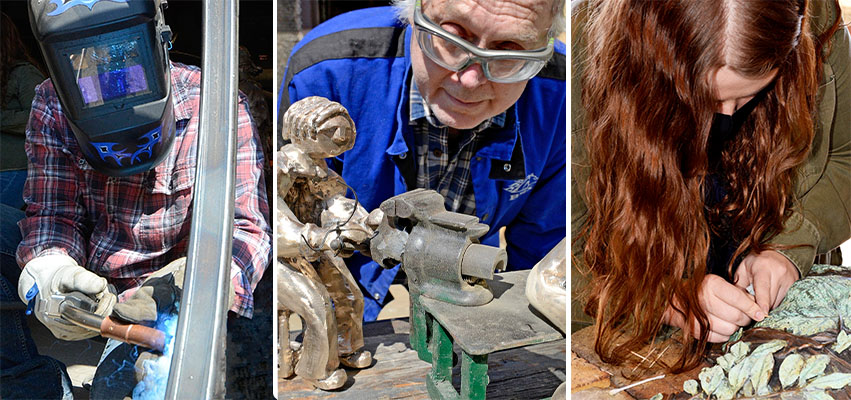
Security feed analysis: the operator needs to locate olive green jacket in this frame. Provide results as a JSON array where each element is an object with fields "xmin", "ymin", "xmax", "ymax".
[
  {"xmin": 1, "ymin": 62, "xmax": 45, "ymax": 171},
  {"xmin": 571, "ymin": 1, "xmax": 851, "ymax": 328}
]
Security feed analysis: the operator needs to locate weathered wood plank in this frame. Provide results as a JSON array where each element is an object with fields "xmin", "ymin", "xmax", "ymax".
[
  {"xmin": 571, "ymin": 326, "xmax": 707, "ymax": 399},
  {"xmin": 278, "ymin": 319, "xmax": 565, "ymax": 399},
  {"xmin": 571, "ymin": 351, "xmax": 611, "ymax": 393}
]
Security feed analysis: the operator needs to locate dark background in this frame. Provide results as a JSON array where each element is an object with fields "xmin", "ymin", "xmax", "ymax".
[
  {"xmin": 276, "ymin": 0, "xmax": 393, "ymax": 92},
  {"xmin": 1, "ymin": 0, "xmax": 274, "ymax": 92}
]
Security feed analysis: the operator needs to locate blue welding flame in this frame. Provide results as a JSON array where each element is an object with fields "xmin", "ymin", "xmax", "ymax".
[{"xmin": 131, "ymin": 309, "xmax": 178, "ymax": 399}]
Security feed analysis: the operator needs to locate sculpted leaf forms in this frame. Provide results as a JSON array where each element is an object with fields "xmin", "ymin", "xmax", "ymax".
[
  {"xmin": 798, "ymin": 355, "xmax": 830, "ymax": 387},
  {"xmin": 677, "ymin": 265, "xmax": 851, "ymax": 399},
  {"xmin": 833, "ymin": 330, "xmax": 851, "ymax": 354},
  {"xmin": 699, "ymin": 365, "xmax": 725, "ymax": 396},
  {"xmin": 778, "ymin": 353, "xmax": 804, "ymax": 389},
  {"xmin": 749, "ymin": 339, "xmax": 786, "ymax": 358},
  {"xmin": 805, "ymin": 372, "xmax": 851, "ymax": 390},
  {"xmin": 683, "ymin": 379, "xmax": 699, "ymax": 396},
  {"xmin": 753, "ymin": 352, "xmax": 775, "ymax": 396}
]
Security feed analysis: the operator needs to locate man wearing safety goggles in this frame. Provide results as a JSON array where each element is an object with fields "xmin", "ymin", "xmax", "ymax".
[{"xmin": 279, "ymin": 0, "xmax": 566, "ymax": 321}]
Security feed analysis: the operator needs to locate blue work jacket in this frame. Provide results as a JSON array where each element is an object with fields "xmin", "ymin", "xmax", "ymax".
[{"xmin": 279, "ymin": 7, "xmax": 567, "ymax": 320}]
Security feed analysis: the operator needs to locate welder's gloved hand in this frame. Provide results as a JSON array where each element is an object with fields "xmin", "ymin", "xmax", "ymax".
[
  {"xmin": 17, "ymin": 254, "xmax": 117, "ymax": 341},
  {"xmin": 112, "ymin": 257, "xmax": 185, "ymax": 326}
]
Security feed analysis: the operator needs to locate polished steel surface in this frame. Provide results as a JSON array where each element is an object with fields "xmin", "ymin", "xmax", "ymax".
[{"xmin": 166, "ymin": 0, "xmax": 239, "ymax": 397}]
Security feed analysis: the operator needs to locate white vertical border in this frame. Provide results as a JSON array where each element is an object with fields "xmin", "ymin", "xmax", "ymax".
[
  {"xmin": 564, "ymin": 1, "xmax": 572, "ymax": 389},
  {"xmin": 271, "ymin": 0, "xmax": 279, "ymax": 398}
]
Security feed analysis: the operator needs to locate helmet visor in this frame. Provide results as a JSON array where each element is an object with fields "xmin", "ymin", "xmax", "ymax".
[{"xmin": 69, "ymin": 38, "xmax": 153, "ymax": 108}]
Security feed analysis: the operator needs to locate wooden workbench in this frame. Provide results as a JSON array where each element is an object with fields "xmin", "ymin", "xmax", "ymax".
[
  {"xmin": 278, "ymin": 318, "xmax": 566, "ymax": 399},
  {"xmin": 571, "ymin": 326, "xmax": 709, "ymax": 399}
]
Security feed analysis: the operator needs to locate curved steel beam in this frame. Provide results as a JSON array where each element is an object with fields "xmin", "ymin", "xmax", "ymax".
[{"xmin": 165, "ymin": 0, "xmax": 239, "ymax": 397}]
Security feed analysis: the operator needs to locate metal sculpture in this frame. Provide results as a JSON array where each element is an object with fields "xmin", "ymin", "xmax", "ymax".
[{"xmin": 275, "ymin": 96, "xmax": 373, "ymax": 390}]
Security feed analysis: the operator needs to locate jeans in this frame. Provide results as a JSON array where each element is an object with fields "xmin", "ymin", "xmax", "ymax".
[
  {"xmin": 0, "ymin": 204, "xmax": 73, "ymax": 400},
  {"xmin": 90, "ymin": 339, "xmax": 142, "ymax": 399},
  {"xmin": 0, "ymin": 169, "xmax": 27, "ymax": 210}
]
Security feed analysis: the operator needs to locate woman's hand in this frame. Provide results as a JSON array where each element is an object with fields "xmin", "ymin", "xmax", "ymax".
[
  {"xmin": 663, "ymin": 274, "xmax": 765, "ymax": 342},
  {"xmin": 734, "ymin": 250, "xmax": 799, "ymax": 314}
]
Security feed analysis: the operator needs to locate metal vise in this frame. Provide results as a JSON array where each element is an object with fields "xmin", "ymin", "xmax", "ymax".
[{"xmin": 369, "ymin": 189, "xmax": 507, "ymax": 306}]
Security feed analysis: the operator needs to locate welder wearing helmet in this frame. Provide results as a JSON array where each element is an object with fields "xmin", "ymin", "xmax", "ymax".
[{"xmin": 1, "ymin": 0, "xmax": 271, "ymax": 398}]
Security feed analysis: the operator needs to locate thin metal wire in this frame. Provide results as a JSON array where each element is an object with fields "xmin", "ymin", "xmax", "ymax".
[{"xmin": 299, "ymin": 177, "xmax": 371, "ymax": 257}]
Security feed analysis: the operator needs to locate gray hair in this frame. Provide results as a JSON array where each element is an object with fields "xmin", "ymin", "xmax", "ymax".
[{"xmin": 391, "ymin": 0, "xmax": 566, "ymax": 39}]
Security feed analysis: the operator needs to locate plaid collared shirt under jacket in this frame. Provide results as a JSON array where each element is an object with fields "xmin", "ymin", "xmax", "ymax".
[
  {"xmin": 16, "ymin": 63, "xmax": 271, "ymax": 318},
  {"xmin": 409, "ymin": 81, "xmax": 506, "ymax": 216}
]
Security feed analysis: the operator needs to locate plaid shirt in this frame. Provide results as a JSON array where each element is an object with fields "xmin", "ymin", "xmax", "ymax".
[
  {"xmin": 410, "ymin": 82, "xmax": 505, "ymax": 215},
  {"xmin": 16, "ymin": 63, "xmax": 271, "ymax": 318}
]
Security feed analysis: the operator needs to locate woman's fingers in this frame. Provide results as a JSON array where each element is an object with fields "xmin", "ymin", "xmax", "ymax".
[
  {"xmin": 751, "ymin": 267, "xmax": 774, "ymax": 314},
  {"xmin": 663, "ymin": 302, "xmax": 741, "ymax": 343},
  {"xmin": 704, "ymin": 313, "xmax": 740, "ymax": 338},
  {"xmin": 702, "ymin": 275, "xmax": 764, "ymax": 325},
  {"xmin": 718, "ymin": 283, "xmax": 764, "ymax": 322},
  {"xmin": 663, "ymin": 274, "xmax": 769, "ymax": 344},
  {"xmin": 737, "ymin": 250, "xmax": 800, "ymax": 313}
]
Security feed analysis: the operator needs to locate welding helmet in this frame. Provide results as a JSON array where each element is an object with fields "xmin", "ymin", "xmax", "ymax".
[{"xmin": 28, "ymin": 0, "xmax": 174, "ymax": 176}]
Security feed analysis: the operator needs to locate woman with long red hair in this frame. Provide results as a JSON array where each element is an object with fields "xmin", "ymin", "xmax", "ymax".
[{"xmin": 572, "ymin": 0, "xmax": 849, "ymax": 371}]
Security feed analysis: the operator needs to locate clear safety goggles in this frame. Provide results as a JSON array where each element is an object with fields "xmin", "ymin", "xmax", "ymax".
[{"xmin": 412, "ymin": 0, "xmax": 554, "ymax": 83}]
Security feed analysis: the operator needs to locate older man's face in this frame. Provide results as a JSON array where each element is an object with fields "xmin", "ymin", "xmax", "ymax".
[{"xmin": 411, "ymin": 0, "xmax": 553, "ymax": 130}]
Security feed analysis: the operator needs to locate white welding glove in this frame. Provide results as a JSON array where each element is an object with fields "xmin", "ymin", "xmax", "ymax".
[{"xmin": 18, "ymin": 254, "xmax": 117, "ymax": 341}]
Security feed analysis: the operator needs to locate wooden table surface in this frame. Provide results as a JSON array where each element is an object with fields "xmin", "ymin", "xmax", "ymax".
[
  {"xmin": 278, "ymin": 318, "xmax": 566, "ymax": 399},
  {"xmin": 571, "ymin": 326, "xmax": 709, "ymax": 399}
]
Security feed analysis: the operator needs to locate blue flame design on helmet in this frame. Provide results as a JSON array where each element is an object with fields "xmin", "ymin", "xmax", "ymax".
[
  {"xmin": 47, "ymin": 0, "xmax": 129, "ymax": 16},
  {"xmin": 91, "ymin": 125, "xmax": 164, "ymax": 167},
  {"xmin": 91, "ymin": 142, "xmax": 132, "ymax": 165},
  {"xmin": 130, "ymin": 124, "xmax": 166, "ymax": 164}
]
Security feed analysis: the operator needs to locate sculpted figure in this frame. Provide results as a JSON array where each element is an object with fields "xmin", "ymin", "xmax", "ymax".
[
  {"xmin": 276, "ymin": 96, "xmax": 373, "ymax": 390},
  {"xmin": 526, "ymin": 238, "xmax": 567, "ymax": 400},
  {"xmin": 526, "ymin": 238, "xmax": 566, "ymax": 334}
]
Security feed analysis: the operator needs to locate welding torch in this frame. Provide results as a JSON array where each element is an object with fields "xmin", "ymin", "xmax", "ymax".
[{"xmin": 52, "ymin": 291, "xmax": 166, "ymax": 352}]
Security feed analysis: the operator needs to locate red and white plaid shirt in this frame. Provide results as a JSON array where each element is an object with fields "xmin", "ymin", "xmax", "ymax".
[{"xmin": 16, "ymin": 63, "xmax": 271, "ymax": 318}]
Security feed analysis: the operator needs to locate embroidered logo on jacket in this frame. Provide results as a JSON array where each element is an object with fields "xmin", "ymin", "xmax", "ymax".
[
  {"xmin": 47, "ymin": 0, "xmax": 128, "ymax": 16},
  {"xmin": 504, "ymin": 174, "xmax": 538, "ymax": 200}
]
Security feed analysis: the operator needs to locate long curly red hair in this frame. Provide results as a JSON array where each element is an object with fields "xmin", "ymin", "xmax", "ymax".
[{"xmin": 579, "ymin": 0, "xmax": 841, "ymax": 372}]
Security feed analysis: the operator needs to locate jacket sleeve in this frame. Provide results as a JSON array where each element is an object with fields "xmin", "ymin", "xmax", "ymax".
[
  {"xmin": 229, "ymin": 93, "xmax": 273, "ymax": 318},
  {"xmin": 16, "ymin": 83, "xmax": 90, "ymax": 267},
  {"xmin": 1, "ymin": 65, "xmax": 45, "ymax": 135},
  {"xmin": 569, "ymin": 1, "xmax": 595, "ymax": 328},
  {"xmin": 769, "ymin": 22, "xmax": 851, "ymax": 277},
  {"xmin": 571, "ymin": 128, "xmax": 594, "ymax": 327}
]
